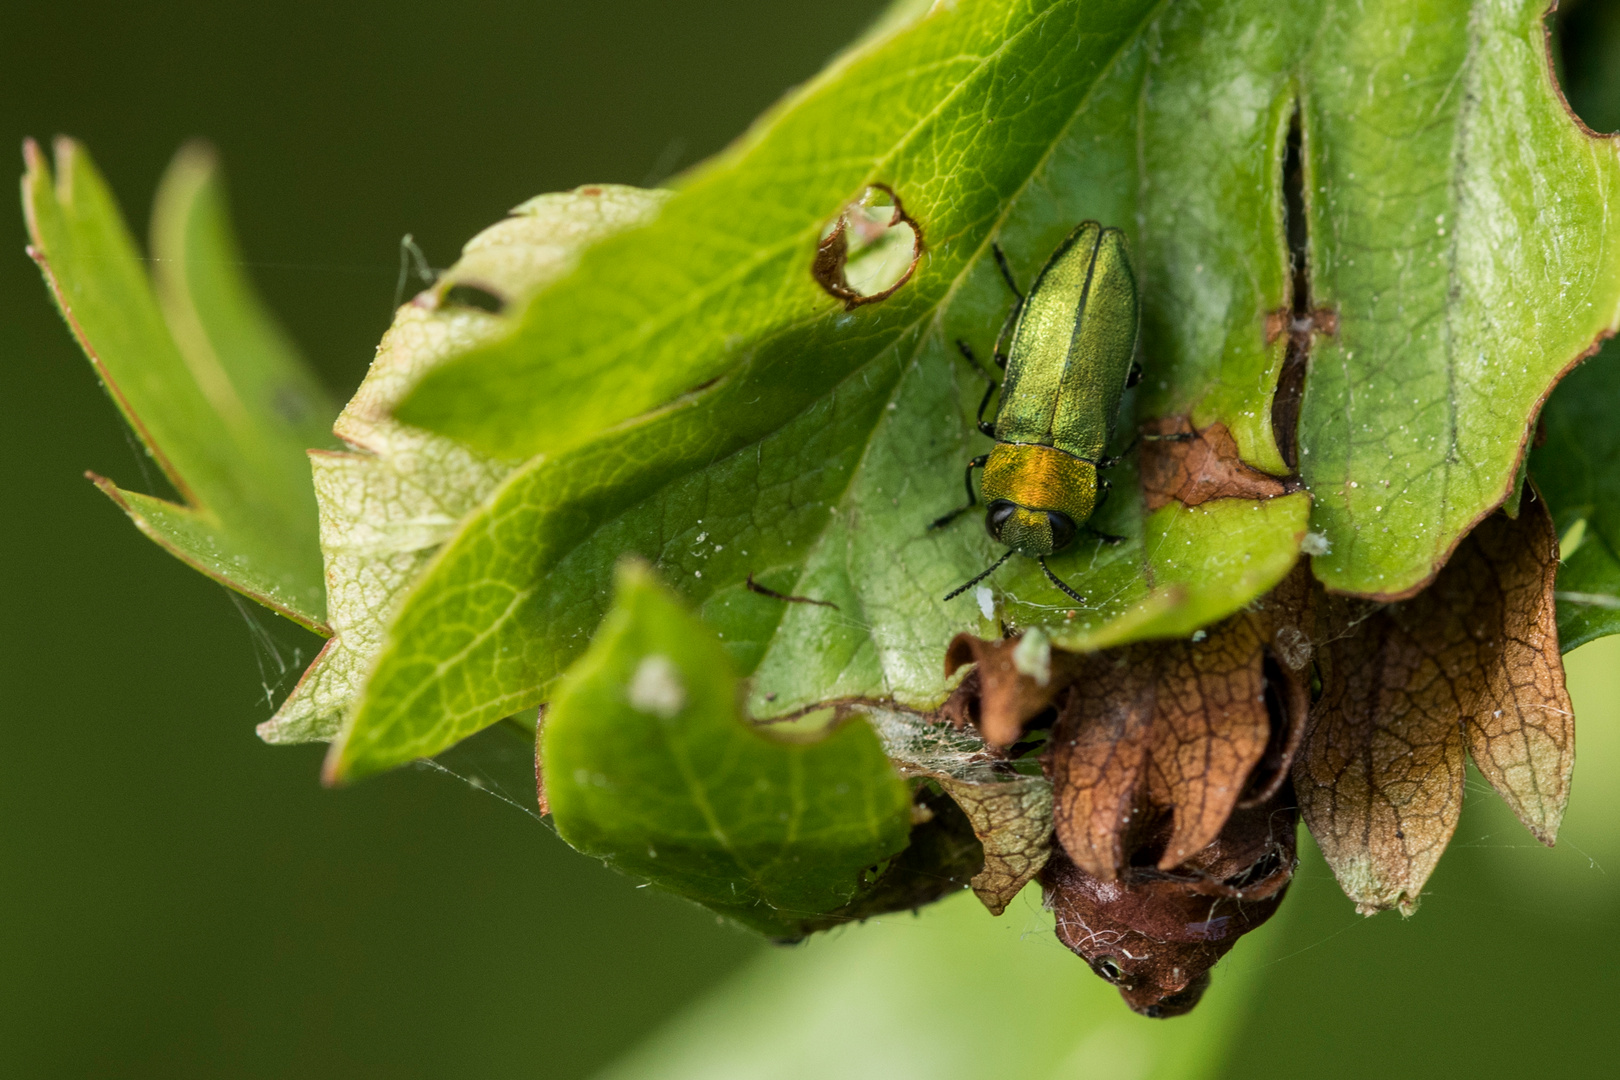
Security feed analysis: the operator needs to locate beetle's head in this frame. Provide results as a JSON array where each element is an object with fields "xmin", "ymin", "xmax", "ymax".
[{"xmin": 986, "ymin": 500, "xmax": 1076, "ymax": 556}]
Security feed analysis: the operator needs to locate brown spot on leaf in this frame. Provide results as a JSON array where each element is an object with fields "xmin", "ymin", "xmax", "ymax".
[
  {"xmin": 1139, "ymin": 418, "xmax": 1294, "ymax": 511},
  {"xmin": 1294, "ymin": 490, "xmax": 1572, "ymax": 915},
  {"xmin": 1041, "ymin": 785, "xmax": 1298, "ymax": 1018},
  {"xmin": 812, "ymin": 183, "xmax": 922, "ymax": 309}
]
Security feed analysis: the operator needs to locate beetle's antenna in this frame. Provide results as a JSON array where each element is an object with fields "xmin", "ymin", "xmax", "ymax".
[
  {"xmin": 1038, "ymin": 557, "xmax": 1087, "ymax": 605},
  {"xmin": 943, "ymin": 549, "xmax": 1014, "ymax": 601}
]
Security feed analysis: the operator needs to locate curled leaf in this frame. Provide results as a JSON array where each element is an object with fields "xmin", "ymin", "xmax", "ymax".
[
  {"xmin": 943, "ymin": 633, "xmax": 1085, "ymax": 748},
  {"xmin": 1295, "ymin": 492, "xmax": 1573, "ymax": 914},
  {"xmin": 1045, "ymin": 569, "xmax": 1313, "ymax": 879},
  {"xmin": 1047, "ymin": 650, "xmax": 1155, "ymax": 881},
  {"xmin": 935, "ymin": 775, "xmax": 1052, "ymax": 916},
  {"xmin": 260, "ymin": 185, "xmax": 670, "ymax": 745},
  {"xmin": 542, "ymin": 561, "xmax": 913, "ymax": 938},
  {"xmin": 865, "ymin": 707, "xmax": 1051, "ymax": 915}
]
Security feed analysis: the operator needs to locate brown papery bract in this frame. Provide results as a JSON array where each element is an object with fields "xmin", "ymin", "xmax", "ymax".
[
  {"xmin": 1293, "ymin": 489, "xmax": 1573, "ymax": 915},
  {"xmin": 935, "ymin": 775, "xmax": 1053, "ymax": 915},
  {"xmin": 943, "ymin": 633, "xmax": 1087, "ymax": 747},
  {"xmin": 1044, "ymin": 567, "xmax": 1313, "ymax": 879}
]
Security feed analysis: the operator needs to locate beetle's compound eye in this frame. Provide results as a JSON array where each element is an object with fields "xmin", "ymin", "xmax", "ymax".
[
  {"xmin": 1046, "ymin": 511, "xmax": 1077, "ymax": 552},
  {"xmin": 1094, "ymin": 957, "xmax": 1125, "ymax": 984},
  {"xmin": 986, "ymin": 501, "xmax": 1017, "ymax": 540}
]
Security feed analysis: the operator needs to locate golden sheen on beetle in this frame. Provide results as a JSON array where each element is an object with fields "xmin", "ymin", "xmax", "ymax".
[{"xmin": 931, "ymin": 222, "xmax": 1140, "ymax": 603}]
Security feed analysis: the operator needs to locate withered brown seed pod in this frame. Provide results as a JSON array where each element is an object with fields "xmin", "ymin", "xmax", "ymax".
[{"xmin": 1040, "ymin": 788, "xmax": 1298, "ymax": 1017}]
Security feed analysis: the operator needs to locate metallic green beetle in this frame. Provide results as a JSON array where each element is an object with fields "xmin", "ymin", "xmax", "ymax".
[{"xmin": 932, "ymin": 221, "xmax": 1141, "ymax": 602}]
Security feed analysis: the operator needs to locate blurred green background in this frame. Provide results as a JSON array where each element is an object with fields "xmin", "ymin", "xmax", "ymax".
[{"xmin": 3, "ymin": 1, "xmax": 1619, "ymax": 1077}]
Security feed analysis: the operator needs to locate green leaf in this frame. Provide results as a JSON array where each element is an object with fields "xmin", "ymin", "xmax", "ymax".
[
  {"xmin": 326, "ymin": 0, "xmax": 1618, "ymax": 777},
  {"xmin": 1532, "ymin": 335, "xmax": 1620, "ymax": 652},
  {"xmin": 259, "ymin": 184, "xmax": 671, "ymax": 744},
  {"xmin": 401, "ymin": 0, "xmax": 1620, "ymax": 604},
  {"xmin": 331, "ymin": 0, "xmax": 1317, "ymax": 779},
  {"xmin": 541, "ymin": 561, "xmax": 913, "ymax": 938},
  {"xmin": 23, "ymin": 139, "xmax": 337, "ymax": 630},
  {"xmin": 594, "ymin": 888, "xmax": 1279, "ymax": 1080}
]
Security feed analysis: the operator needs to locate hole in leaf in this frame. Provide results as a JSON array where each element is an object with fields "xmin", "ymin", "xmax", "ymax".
[
  {"xmin": 1552, "ymin": 0, "xmax": 1620, "ymax": 134},
  {"xmin": 1271, "ymin": 104, "xmax": 1311, "ymax": 470},
  {"xmin": 442, "ymin": 282, "xmax": 507, "ymax": 314},
  {"xmin": 813, "ymin": 183, "xmax": 922, "ymax": 309}
]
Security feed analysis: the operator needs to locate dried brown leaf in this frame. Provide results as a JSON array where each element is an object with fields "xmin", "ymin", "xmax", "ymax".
[
  {"xmin": 1146, "ymin": 615, "xmax": 1273, "ymax": 870},
  {"xmin": 936, "ymin": 775, "xmax": 1053, "ymax": 915},
  {"xmin": 944, "ymin": 633, "xmax": 1085, "ymax": 747},
  {"xmin": 1045, "ymin": 570, "xmax": 1312, "ymax": 879},
  {"xmin": 1139, "ymin": 418, "xmax": 1294, "ymax": 511},
  {"xmin": 1452, "ymin": 496, "xmax": 1574, "ymax": 845},
  {"xmin": 1295, "ymin": 494, "xmax": 1571, "ymax": 914},
  {"xmin": 1294, "ymin": 591, "xmax": 1466, "ymax": 915},
  {"xmin": 863, "ymin": 706, "xmax": 1053, "ymax": 917},
  {"xmin": 1048, "ymin": 652, "xmax": 1155, "ymax": 881}
]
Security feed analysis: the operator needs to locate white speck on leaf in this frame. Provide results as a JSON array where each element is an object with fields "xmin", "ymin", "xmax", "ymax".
[
  {"xmin": 975, "ymin": 586, "xmax": 994, "ymax": 620},
  {"xmin": 629, "ymin": 655, "xmax": 686, "ymax": 718}
]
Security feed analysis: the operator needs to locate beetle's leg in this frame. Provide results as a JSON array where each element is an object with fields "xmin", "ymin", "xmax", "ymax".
[
  {"xmin": 975, "ymin": 380, "xmax": 998, "ymax": 438},
  {"xmin": 944, "ymin": 549, "xmax": 1015, "ymax": 602},
  {"xmin": 1096, "ymin": 443, "xmax": 1129, "ymax": 470},
  {"xmin": 1085, "ymin": 479, "xmax": 1125, "ymax": 544},
  {"xmin": 991, "ymin": 243, "xmax": 1025, "ymax": 300},
  {"xmin": 1126, "ymin": 360, "xmax": 1143, "ymax": 388},
  {"xmin": 956, "ymin": 340, "xmax": 1000, "ymax": 437},
  {"xmin": 929, "ymin": 454, "xmax": 990, "ymax": 531},
  {"xmin": 1098, "ymin": 428, "xmax": 1197, "ymax": 469}
]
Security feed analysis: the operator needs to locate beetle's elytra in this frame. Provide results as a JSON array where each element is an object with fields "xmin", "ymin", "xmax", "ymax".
[{"xmin": 932, "ymin": 222, "xmax": 1141, "ymax": 603}]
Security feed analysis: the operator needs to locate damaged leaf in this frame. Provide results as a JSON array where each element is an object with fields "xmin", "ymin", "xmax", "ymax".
[
  {"xmin": 401, "ymin": 0, "xmax": 1620, "ymax": 607},
  {"xmin": 811, "ymin": 183, "xmax": 922, "ymax": 308},
  {"xmin": 332, "ymin": 0, "xmax": 1617, "ymax": 779},
  {"xmin": 23, "ymin": 139, "xmax": 337, "ymax": 629},
  {"xmin": 542, "ymin": 561, "xmax": 913, "ymax": 938},
  {"xmin": 1294, "ymin": 492, "xmax": 1573, "ymax": 914},
  {"xmin": 865, "ymin": 706, "xmax": 1053, "ymax": 915},
  {"xmin": 331, "ymin": 0, "xmax": 1319, "ymax": 781},
  {"xmin": 262, "ymin": 184, "xmax": 669, "ymax": 745}
]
